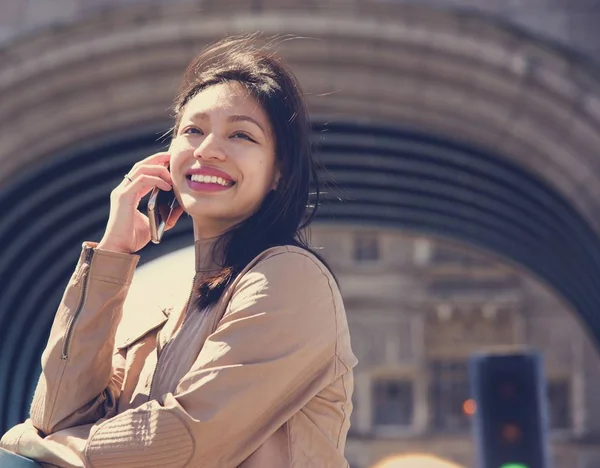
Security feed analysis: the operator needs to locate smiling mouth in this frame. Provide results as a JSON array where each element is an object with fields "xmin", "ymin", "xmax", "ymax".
[{"xmin": 186, "ymin": 174, "xmax": 235, "ymax": 187}]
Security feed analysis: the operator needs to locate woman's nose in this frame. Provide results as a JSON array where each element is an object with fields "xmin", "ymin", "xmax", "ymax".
[{"xmin": 193, "ymin": 134, "xmax": 226, "ymax": 161}]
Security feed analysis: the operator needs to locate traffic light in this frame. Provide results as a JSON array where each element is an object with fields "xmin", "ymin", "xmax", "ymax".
[{"xmin": 469, "ymin": 351, "xmax": 551, "ymax": 468}]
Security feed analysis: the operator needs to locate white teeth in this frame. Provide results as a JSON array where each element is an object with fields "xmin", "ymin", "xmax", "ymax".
[{"xmin": 190, "ymin": 174, "xmax": 232, "ymax": 186}]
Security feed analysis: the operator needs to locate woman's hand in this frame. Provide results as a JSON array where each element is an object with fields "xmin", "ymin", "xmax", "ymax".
[{"xmin": 97, "ymin": 152, "xmax": 184, "ymax": 254}]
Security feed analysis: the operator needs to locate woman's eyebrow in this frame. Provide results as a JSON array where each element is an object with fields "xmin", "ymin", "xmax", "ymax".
[
  {"xmin": 228, "ymin": 114, "xmax": 265, "ymax": 133},
  {"xmin": 187, "ymin": 112, "xmax": 265, "ymax": 134}
]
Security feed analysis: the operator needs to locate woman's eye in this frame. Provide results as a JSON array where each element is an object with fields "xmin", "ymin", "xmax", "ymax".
[
  {"xmin": 183, "ymin": 127, "xmax": 203, "ymax": 135},
  {"xmin": 231, "ymin": 132, "xmax": 256, "ymax": 142}
]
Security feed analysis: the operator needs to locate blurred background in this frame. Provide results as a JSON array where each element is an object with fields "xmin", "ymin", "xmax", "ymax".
[{"xmin": 2, "ymin": 0, "xmax": 600, "ymax": 467}]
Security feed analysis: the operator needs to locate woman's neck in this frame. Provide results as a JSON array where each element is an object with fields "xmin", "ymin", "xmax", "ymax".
[
  {"xmin": 193, "ymin": 236, "xmax": 225, "ymax": 274},
  {"xmin": 192, "ymin": 215, "xmax": 235, "ymax": 242},
  {"xmin": 192, "ymin": 218, "xmax": 232, "ymax": 273}
]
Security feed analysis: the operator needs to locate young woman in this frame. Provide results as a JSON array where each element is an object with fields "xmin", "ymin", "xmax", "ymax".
[{"xmin": 0, "ymin": 35, "xmax": 357, "ymax": 467}]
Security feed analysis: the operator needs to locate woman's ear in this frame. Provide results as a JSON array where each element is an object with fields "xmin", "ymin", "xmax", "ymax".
[{"xmin": 271, "ymin": 171, "xmax": 281, "ymax": 191}]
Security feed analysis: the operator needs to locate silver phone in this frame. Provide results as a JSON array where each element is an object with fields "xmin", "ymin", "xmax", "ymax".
[{"xmin": 148, "ymin": 186, "xmax": 179, "ymax": 244}]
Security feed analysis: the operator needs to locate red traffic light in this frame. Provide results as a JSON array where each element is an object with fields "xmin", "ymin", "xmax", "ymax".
[{"xmin": 500, "ymin": 423, "xmax": 522, "ymax": 444}]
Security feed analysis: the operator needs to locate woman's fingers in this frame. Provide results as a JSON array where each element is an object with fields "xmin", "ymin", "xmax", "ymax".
[
  {"xmin": 118, "ymin": 175, "xmax": 172, "ymax": 205},
  {"xmin": 125, "ymin": 164, "xmax": 172, "ymax": 186},
  {"xmin": 129, "ymin": 152, "xmax": 170, "ymax": 173},
  {"xmin": 123, "ymin": 152, "xmax": 172, "ymax": 190},
  {"xmin": 98, "ymin": 152, "xmax": 175, "ymax": 254},
  {"xmin": 132, "ymin": 174, "xmax": 172, "ymax": 192}
]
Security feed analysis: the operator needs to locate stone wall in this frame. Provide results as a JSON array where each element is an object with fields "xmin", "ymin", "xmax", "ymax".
[{"xmin": 2, "ymin": 0, "xmax": 600, "ymax": 60}]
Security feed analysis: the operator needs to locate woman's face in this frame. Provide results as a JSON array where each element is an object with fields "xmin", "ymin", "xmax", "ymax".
[{"xmin": 169, "ymin": 81, "xmax": 279, "ymax": 238}]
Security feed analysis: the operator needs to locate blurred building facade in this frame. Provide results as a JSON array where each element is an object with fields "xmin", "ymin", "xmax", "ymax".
[
  {"xmin": 311, "ymin": 224, "xmax": 600, "ymax": 467},
  {"xmin": 2, "ymin": 1, "xmax": 600, "ymax": 467}
]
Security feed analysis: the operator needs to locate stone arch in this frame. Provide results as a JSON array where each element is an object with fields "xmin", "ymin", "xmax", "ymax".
[
  {"xmin": 1, "ymin": 2, "xmax": 600, "ymax": 231},
  {"xmin": 2, "ymin": 1, "xmax": 600, "ymax": 433}
]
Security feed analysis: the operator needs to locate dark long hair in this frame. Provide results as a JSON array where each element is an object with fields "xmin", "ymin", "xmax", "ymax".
[{"xmin": 172, "ymin": 34, "xmax": 333, "ymax": 309}]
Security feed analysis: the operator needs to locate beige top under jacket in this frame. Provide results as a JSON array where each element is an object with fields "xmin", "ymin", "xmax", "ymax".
[{"xmin": 0, "ymin": 239, "xmax": 357, "ymax": 467}]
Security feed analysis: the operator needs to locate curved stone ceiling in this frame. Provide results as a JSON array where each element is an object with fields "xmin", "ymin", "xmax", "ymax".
[
  {"xmin": 1, "ymin": 2, "xmax": 600, "ymax": 233},
  {"xmin": 2, "ymin": 0, "xmax": 600, "ymax": 433}
]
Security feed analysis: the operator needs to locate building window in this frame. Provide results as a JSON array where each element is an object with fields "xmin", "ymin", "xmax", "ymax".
[
  {"xmin": 430, "ymin": 245, "xmax": 493, "ymax": 267},
  {"xmin": 353, "ymin": 233, "xmax": 380, "ymax": 263},
  {"xmin": 413, "ymin": 238, "xmax": 432, "ymax": 266},
  {"xmin": 372, "ymin": 378, "xmax": 413, "ymax": 427},
  {"xmin": 547, "ymin": 379, "xmax": 571, "ymax": 431},
  {"xmin": 430, "ymin": 360, "xmax": 471, "ymax": 432}
]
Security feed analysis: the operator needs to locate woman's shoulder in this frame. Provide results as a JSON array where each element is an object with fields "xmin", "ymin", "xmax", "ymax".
[
  {"xmin": 225, "ymin": 245, "xmax": 343, "ymax": 326},
  {"xmin": 249, "ymin": 244, "xmax": 334, "ymax": 280},
  {"xmin": 230, "ymin": 244, "xmax": 338, "ymax": 300}
]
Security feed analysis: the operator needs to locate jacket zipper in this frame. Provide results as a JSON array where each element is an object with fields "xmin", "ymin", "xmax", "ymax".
[
  {"xmin": 61, "ymin": 246, "xmax": 95, "ymax": 360},
  {"xmin": 148, "ymin": 272, "xmax": 198, "ymax": 400}
]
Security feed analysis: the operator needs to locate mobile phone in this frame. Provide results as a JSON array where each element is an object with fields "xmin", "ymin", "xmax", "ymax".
[{"xmin": 148, "ymin": 186, "xmax": 179, "ymax": 244}]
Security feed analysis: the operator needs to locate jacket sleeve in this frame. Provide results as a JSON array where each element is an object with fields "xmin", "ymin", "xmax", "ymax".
[
  {"xmin": 29, "ymin": 242, "xmax": 139, "ymax": 435},
  {"xmin": 81, "ymin": 249, "xmax": 341, "ymax": 468}
]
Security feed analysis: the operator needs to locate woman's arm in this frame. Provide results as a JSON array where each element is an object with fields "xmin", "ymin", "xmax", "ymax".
[{"xmin": 28, "ymin": 242, "xmax": 139, "ymax": 435}]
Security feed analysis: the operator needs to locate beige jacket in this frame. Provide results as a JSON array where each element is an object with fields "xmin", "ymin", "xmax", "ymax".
[{"xmin": 0, "ymin": 239, "xmax": 357, "ymax": 467}]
